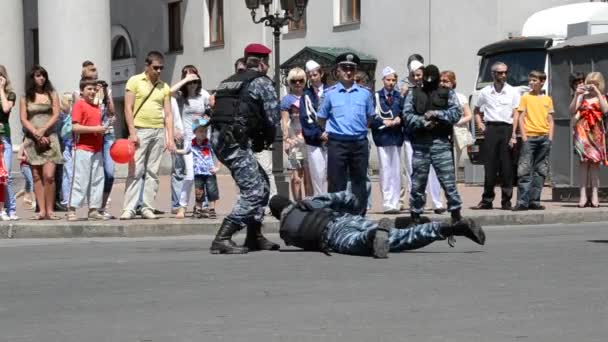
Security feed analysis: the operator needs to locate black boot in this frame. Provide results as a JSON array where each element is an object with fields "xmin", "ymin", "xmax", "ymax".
[
  {"xmin": 439, "ymin": 218, "xmax": 486, "ymax": 245},
  {"xmin": 244, "ymin": 222, "xmax": 280, "ymax": 251},
  {"xmin": 411, "ymin": 212, "xmax": 422, "ymax": 224},
  {"xmin": 210, "ymin": 219, "xmax": 249, "ymax": 254},
  {"xmin": 451, "ymin": 209, "xmax": 463, "ymax": 222},
  {"xmin": 371, "ymin": 218, "xmax": 391, "ymax": 258}
]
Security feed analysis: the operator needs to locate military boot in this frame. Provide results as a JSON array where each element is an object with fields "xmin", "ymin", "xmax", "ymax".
[
  {"xmin": 371, "ymin": 218, "xmax": 391, "ymax": 259},
  {"xmin": 439, "ymin": 218, "xmax": 486, "ymax": 246},
  {"xmin": 244, "ymin": 222, "xmax": 280, "ymax": 251},
  {"xmin": 210, "ymin": 219, "xmax": 249, "ymax": 254}
]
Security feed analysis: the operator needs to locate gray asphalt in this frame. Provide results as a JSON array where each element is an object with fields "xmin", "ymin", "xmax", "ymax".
[{"xmin": 0, "ymin": 223, "xmax": 607, "ymax": 342}]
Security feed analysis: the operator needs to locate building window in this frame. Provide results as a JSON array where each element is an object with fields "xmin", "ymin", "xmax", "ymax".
[
  {"xmin": 339, "ymin": 0, "xmax": 360, "ymax": 25},
  {"xmin": 112, "ymin": 36, "xmax": 131, "ymax": 60},
  {"xmin": 32, "ymin": 29, "xmax": 39, "ymax": 65},
  {"xmin": 207, "ymin": 0, "xmax": 224, "ymax": 46},
  {"xmin": 283, "ymin": 0, "xmax": 306, "ymax": 32},
  {"xmin": 168, "ymin": 1, "xmax": 183, "ymax": 52}
]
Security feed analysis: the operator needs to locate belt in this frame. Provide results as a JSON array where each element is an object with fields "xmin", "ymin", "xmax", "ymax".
[
  {"xmin": 328, "ymin": 133, "xmax": 367, "ymax": 142},
  {"xmin": 485, "ymin": 121, "xmax": 512, "ymax": 126}
]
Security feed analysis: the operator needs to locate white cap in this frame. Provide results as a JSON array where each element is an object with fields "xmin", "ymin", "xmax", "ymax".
[
  {"xmin": 409, "ymin": 60, "xmax": 424, "ymax": 73},
  {"xmin": 382, "ymin": 66, "xmax": 396, "ymax": 78},
  {"xmin": 305, "ymin": 60, "xmax": 321, "ymax": 72}
]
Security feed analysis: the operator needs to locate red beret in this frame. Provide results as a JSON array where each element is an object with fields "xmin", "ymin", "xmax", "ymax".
[{"xmin": 244, "ymin": 43, "xmax": 272, "ymax": 56}]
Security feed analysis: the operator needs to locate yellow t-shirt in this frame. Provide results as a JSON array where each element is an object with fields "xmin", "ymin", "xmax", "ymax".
[
  {"xmin": 126, "ymin": 72, "xmax": 170, "ymax": 128},
  {"xmin": 518, "ymin": 93, "xmax": 554, "ymax": 136}
]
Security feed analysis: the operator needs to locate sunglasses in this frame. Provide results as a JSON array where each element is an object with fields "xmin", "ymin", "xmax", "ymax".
[
  {"xmin": 340, "ymin": 65, "xmax": 356, "ymax": 72},
  {"xmin": 493, "ymin": 71, "xmax": 508, "ymax": 75},
  {"xmin": 152, "ymin": 65, "xmax": 164, "ymax": 71},
  {"xmin": 290, "ymin": 79, "xmax": 305, "ymax": 84}
]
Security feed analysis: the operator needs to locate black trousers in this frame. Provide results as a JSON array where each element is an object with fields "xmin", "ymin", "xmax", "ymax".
[
  {"xmin": 481, "ymin": 123, "xmax": 514, "ymax": 205},
  {"xmin": 327, "ymin": 138, "xmax": 369, "ymax": 215}
]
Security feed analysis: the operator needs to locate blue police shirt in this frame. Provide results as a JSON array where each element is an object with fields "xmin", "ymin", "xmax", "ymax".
[{"xmin": 317, "ymin": 82, "xmax": 374, "ymax": 140}]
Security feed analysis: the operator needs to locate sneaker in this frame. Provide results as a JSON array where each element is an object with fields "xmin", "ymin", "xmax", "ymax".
[
  {"xmin": 372, "ymin": 218, "xmax": 391, "ymax": 259},
  {"xmin": 67, "ymin": 211, "xmax": 78, "ymax": 222},
  {"xmin": 119, "ymin": 211, "xmax": 135, "ymax": 220},
  {"xmin": 141, "ymin": 209, "xmax": 158, "ymax": 220},
  {"xmin": 99, "ymin": 211, "xmax": 115, "ymax": 220},
  {"xmin": 8, "ymin": 213, "xmax": 19, "ymax": 221},
  {"xmin": 0, "ymin": 211, "xmax": 10, "ymax": 221},
  {"xmin": 88, "ymin": 210, "xmax": 107, "ymax": 221},
  {"xmin": 175, "ymin": 207, "xmax": 186, "ymax": 219}
]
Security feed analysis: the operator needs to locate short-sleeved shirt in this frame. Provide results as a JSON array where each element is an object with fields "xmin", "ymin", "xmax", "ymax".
[
  {"xmin": 0, "ymin": 91, "xmax": 16, "ymax": 138},
  {"xmin": 317, "ymin": 82, "xmax": 374, "ymax": 139},
  {"xmin": 518, "ymin": 93, "xmax": 554, "ymax": 136},
  {"xmin": 191, "ymin": 138, "xmax": 216, "ymax": 176},
  {"xmin": 125, "ymin": 72, "xmax": 170, "ymax": 128},
  {"xmin": 476, "ymin": 83, "xmax": 520, "ymax": 124},
  {"xmin": 72, "ymin": 99, "xmax": 103, "ymax": 152},
  {"xmin": 175, "ymin": 90, "xmax": 210, "ymax": 139}
]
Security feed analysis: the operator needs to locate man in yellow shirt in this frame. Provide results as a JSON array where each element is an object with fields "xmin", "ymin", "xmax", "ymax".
[
  {"xmin": 120, "ymin": 51, "xmax": 176, "ymax": 220},
  {"xmin": 513, "ymin": 70, "xmax": 554, "ymax": 211}
]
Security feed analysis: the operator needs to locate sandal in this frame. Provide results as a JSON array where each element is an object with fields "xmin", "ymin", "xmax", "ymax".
[
  {"xmin": 31, "ymin": 214, "xmax": 45, "ymax": 220},
  {"xmin": 46, "ymin": 214, "xmax": 63, "ymax": 220},
  {"xmin": 208, "ymin": 208, "xmax": 217, "ymax": 219}
]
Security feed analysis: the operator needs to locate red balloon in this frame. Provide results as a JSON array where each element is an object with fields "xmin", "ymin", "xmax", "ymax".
[{"xmin": 110, "ymin": 139, "xmax": 135, "ymax": 164}]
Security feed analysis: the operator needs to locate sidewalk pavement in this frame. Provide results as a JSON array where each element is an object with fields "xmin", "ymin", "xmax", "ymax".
[{"xmin": 1, "ymin": 175, "xmax": 606, "ymax": 239}]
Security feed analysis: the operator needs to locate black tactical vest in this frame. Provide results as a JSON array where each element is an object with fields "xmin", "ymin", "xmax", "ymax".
[
  {"xmin": 412, "ymin": 87, "xmax": 452, "ymax": 138},
  {"xmin": 279, "ymin": 206, "xmax": 335, "ymax": 252},
  {"xmin": 212, "ymin": 70, "xmax": 266, "ymax": 134}
]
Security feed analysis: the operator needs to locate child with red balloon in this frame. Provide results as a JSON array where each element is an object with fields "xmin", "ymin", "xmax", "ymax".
[
  {"xmin": 191, "ymin": 118, "xmax": 220, "ymax": 219},
  {"xmin": 67, "ymin": 78, "xmax": 110, "ymax": 221}
]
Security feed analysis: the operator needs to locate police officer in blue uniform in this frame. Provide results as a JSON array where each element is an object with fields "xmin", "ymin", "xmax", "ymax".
[
  {"xmin": 403, "ymin": 65, "xmax": 463, "ymax": 224},
  {"xmin": 317, "ymin": 53, "xmax": 374, "ymax": 215},
  {"xmin": 209, "ymin": 43, "xmax": 281, "ymax": 254},
  {"xmin": 268, "ymin": 191, "xmax": 485, "ymax": 258}
]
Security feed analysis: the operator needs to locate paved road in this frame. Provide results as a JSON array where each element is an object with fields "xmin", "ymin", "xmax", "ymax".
[{"xmin": 0, "ymin": 223, "xmax": 606, "ymax": 342}]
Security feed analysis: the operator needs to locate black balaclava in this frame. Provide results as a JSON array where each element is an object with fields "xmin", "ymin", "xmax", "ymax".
[
  {"xmin": 269, "ymin": 195, "xmax": 293, "ymax": 220},
  {"xmin": 423, "ymin": 64, "xmax": 440, "ymax": 92}
]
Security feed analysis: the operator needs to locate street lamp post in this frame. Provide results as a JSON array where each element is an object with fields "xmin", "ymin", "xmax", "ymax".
[{"xmin": 244, "ymin": 0, "xmax": 308, "ymax": 198}]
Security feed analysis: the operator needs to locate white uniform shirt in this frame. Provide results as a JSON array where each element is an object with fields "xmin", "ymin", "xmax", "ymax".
[{"xmin": 476, "ymin": 83, "xmax": 520, "ymax": 124}]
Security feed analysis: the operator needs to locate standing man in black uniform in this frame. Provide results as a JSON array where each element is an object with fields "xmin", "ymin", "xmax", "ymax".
[{"xmin": 209, "ymin": 43, "xmax": 281, "ymax": 254}]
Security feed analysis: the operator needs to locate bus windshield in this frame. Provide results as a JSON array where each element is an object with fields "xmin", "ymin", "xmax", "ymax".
[{"xmin": 476, "ymin": 50, "xmax": 546, "ymax": 89}]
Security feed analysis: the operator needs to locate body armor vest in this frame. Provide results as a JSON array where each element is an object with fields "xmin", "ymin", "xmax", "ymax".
[
  {"xmin": 412, "ymin": 87, "xmax": 452, "ymax": 138},
  {"xmin": 212, "ymin": 70, "xmax": 266, "ymax": 138},
  {"xmin": 280, "ymin": 206, "xmax": 334, "ymax": 252}
]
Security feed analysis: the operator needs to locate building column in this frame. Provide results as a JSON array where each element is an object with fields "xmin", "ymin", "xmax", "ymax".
[
  {"xmin": 38, "ymin": 0, "xmax": 112, "ymax": 95},
  {"xmin": 0, "ymin": 0, "xmax": 26, "ymax": 146}
]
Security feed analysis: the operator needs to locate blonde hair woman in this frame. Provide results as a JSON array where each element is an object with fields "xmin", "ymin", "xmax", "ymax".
[
  {"xmin": 0, "ymin": 65, "xmax": 19, "ymax": 220},
  {"xmin": 281, "ymin": 67, "xmax": 312, "ymax": 200},
  {"xmin": 571, "ymin": 72, "xmax": 608, "ymax": 207}
]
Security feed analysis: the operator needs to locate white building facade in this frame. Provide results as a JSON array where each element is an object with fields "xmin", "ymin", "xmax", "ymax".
[{"xmin": 2, "ymin": 0, "xmax": 588, "ymax": 145}]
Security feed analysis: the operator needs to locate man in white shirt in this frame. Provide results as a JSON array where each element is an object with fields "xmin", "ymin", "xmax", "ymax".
[{"xmin": 472, "ymin": 62, "xmax": 520, "ymax": 210}]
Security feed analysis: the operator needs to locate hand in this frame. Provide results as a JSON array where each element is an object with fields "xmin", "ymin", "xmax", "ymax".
[
  {"xmin": 0, "ymin": 76, "xmax": 6, "ymax": 88},
  {"xmin": 129, "ymin": 133, "xmax": 140, "ymax": 148},
  {"xmin": 208, "ymin": 95, "xmax": 216, "ymax": 108},
  {"xmin": 211, "ymin": 166, "xmax": 220, "ymax": 174},
  {"xmin": 393, "ymin": 117, "xmax": 402, "ymax": 126},
  {"xmin": 382, "ymin": 119, "xmax": 393, "ymax": 127},
  {"xmin": 165, "ymin": 139, "xmax": 176, "ymax": 153},
  {"xmin": 478, "ymin": 122, "xmax": 486, "ymax": 133},
  {"xmin": 96, "ymin": 125, "xmax": 107, "ymax": 134},
  {"xmin": 576, "ymin": 84, "xmax": 586, "ymax": 96},
  {"xmin": 509, "ymin": 137, "xmax": 517, "ymax": 148},
  {"xmin": 520, "ymin": 135, "xmax": 527, "ymax": 143},
  {"xmin": 400, "ymin": 83, "xmax": 409, "ymax": 96},
  {"xmin": 320, "ymin": 132, "xmax": 329, "ymax": 142},
  {"xmin": 184, "ymin": 73, "xmax": 200, "ymax": 83},
  {"xmin": 588, "ymin": 84, "xmax": 600, "ymax": 96},
  {"xmin": 174, "ymin": 130, "xmax": 183, "ymax": 142},
  {"xmin": 424, "ymin": 110, "xmax": 437, "ymax": 120},
  {"xmin": 39, "ymin": 136, "xmax": 50, "ymax": 146}
]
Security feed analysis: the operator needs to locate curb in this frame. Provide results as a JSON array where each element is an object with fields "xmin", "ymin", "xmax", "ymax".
[{"xmin": 1, "ymin": 209, "xmax": 607, "ymax": 239}]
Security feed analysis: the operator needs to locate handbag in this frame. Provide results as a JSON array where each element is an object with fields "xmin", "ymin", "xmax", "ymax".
[
  {"xmin": 119, "ymin": 81, "xmax": 159, "ymax": 139},
  {"xmin": 453, "ymin": 124, "xmax": 475, "ymax": 150},
  {"xmin": 0, "ymin": 143, "xmax": 7, "ymax": 185}
]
